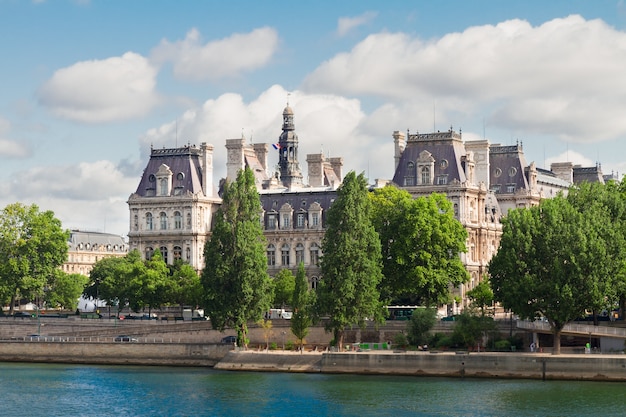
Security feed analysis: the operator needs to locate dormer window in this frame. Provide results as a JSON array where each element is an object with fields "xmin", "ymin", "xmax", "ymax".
[
  {"xmin": 155, "ymin": 164, "xmax": 173, "ymax": 196},
  {"xmin": 416, "ymin": 150, "xmax": 435, "ymax": 185}
]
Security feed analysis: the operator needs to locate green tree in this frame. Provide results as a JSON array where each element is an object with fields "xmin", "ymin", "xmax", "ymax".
[
  {"xmin": 169, "ymin": 260, "xmax": 204, "ymax": 315},
  {"xmin": 406, "ymin": 307, "xmax": 437, "ymax": 347},
  {"xmin": 291, "ymin": 262, "xmax": 313, "ymax": 352},
  {"xmin": 0, "ymin": 203, "xmax": 69, "ymax": 314},
  {"xmin": 452, "ymin": 311, "xmax": 493, "ymax": 349},
  {"xmin": 567, "ymin": 181, "xmax": 626, "ymax": 323},
  {"xmin": 315, "ymin": 171, "xmax": 385, "ymax": 350},
  {"xmin": 467, "ymin": 278, "xmax": 494, "ymax": 318},
  {"xmin": 489, "ymin": 196, "xmax": 611, "ymax": 354},
  {"xmin": 272, "ymin": 269, "xmax": 295, "ymax": 308},
  {"xmin": 202, "ymin": 167, "xmax": 272, "ymax": 348},
  {"xmin": 369, "ymin": 187, "xmax": 468, "ymax": 305},
  {"xmin": 45, "ymin": 270, "xmax": 89, "ymax": 310},
  {"xmin": 84, "ymin": 254, "xmax": 131, "ymax": 311}
]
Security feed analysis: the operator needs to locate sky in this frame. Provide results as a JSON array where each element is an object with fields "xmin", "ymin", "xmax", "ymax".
[{"xmin": 1, "ymin": 0, "xmax": 626, "ymax": 237}]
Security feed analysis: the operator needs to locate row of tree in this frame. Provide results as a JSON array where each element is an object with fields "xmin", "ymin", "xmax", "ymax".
[{"xmin": 200, "ymin": 168, "xmax": 470, "ymax": 349}]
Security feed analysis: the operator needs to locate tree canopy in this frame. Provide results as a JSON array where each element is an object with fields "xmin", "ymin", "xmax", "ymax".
[
  {"xmin": 0, "ymin": 203, "xmax": 69, "ymax": 313},
  {"xmin": 291, "ymin": 262, "xmax": 313, "ymax": 352},
  {"xmin": 369, "ymin": 186, "xmax": 469, "ymax": 305},
  {"xmin": 271, "ymin": 269, "xmax": 295, "ymax": 308},
  {"xmin": 315, "ymin": 171, "xmax": 385, "ymax": 349},
  {"xmin": 488, "ymin": 191, "xmax": 623, "ymax": 354},
  {"xmin": 201, "ymin": 167, "xmax": 271, "ymax": 348}
]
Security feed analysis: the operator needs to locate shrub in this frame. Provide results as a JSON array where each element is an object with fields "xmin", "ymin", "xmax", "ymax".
[
  {"xmin": 494, "ymin": 339, "xmax": 511, "ymax": 351},
  {"xmin": 393, "ymin": 332, "xmax": 409, "ymax": 348}
]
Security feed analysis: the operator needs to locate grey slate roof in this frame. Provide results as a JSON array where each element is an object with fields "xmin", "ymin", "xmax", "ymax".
[
  {"xmin": 392, "ymin": 131, "xmax": 467, "ymax": 186},
  {"xmin": 134, "ymin": 145, "xmax": 205, "ymax": 197}
]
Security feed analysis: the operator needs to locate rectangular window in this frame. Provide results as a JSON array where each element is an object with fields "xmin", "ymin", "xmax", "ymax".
[
  {"xmin": 405, "ymin": 177, "xmax": 414, "ymax": 186},
  {"xmin": 281, "ymin": 250, "xmax": 290, "ymax": 266},
  {"xmin": 437, "ymin": 175, "xmax": 447, "ymax": 185},
  {"xmin": 282, "ymin": 214, "xmax": 290, "ymax": 229},
  {"xmin": 268, "ymin": 215, "xmax": 276, "ymax": 229},
  {"xmin": 297, "ymin": 213, "xmax": 305, "ymax": 228},
  {"xmin": 311, "ymin": 213, "xmax": 319, "ymax": 227},
  {"xmin": 506, "ymin": 184, "xmax": 515, "ymax": 193}
]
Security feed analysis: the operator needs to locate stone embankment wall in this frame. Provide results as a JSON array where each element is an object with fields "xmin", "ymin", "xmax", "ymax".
[
  {"xmin": 216, "ymin": 350, "xmax": 626, "ymax": 381},
  {"xmin": 0, "ymin": 341, "xmax": 230, "ymax": 367}
]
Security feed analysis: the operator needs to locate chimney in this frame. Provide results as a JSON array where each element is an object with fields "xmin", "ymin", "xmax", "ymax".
[
  {"xmin": 393, "ymin": 131, "xmax": 406, "ymax": 170},
  {"xmin": 201, "ymin": 143, "xmax": 214, "ymax": 197}
]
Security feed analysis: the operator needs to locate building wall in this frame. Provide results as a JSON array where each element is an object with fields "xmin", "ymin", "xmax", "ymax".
[{"xmin": 62, "ymin": 230, "xmax": 128, "ymax": 276}]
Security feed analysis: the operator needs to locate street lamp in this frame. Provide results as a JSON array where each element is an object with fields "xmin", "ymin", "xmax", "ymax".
[{"xmin": 282, "ymin": 331, "xmax": 286, "ymax": 350}]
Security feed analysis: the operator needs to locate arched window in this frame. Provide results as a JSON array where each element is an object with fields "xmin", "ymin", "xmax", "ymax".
[
  {"xmin": 267, "ymin": 244, "xmax": 276, "ymax": 266},
  {"xmin": 173, "ymin": 246, "xmax": 182, "ymax": 260},
  {"xmin": 146, "ymin": 212, "xmax": 153, "ymax": 230},
  {"xmin": 310, "ymin": 243, "xmax": 320, "ymax": 266},
  {"xmin": 160, "ymin": 246, "xmax": 168, "ymax": 263},
  {"xmin": 405, "ymin": 161, "xmax": 416, "ymax": 186},
  {"xmin": 145, "ymin": 247, "xmax": 154, "ymax": 260},
  {"xmin": 160, "ymin": 212, "xmax": 167, "ymax": 230},
  {"xmin": 296, "ymin": 243, "xmax": 305, "ymax": 264},
  {"xmin": 174, "ymin": 211, "xmax": 182, "ymax": 229},
  {"xmin": 281, "ymin": 244, "xmax": 290, "ymax": 266},
  {"xmin": 311, "ymin": 276, "xmax": 320, "ymax": 290}
]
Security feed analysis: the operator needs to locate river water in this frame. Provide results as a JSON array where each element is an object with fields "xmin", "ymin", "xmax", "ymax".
[{"xmin": 1, "ymin": 362, "xmax": 624, "ymax": 416}]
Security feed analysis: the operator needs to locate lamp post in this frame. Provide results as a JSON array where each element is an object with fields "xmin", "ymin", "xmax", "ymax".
[{"xmin": 282, "ymin": 331, "xmax": 286, "ymax": 350}]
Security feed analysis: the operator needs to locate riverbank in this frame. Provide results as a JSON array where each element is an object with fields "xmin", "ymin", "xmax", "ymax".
[{"xmin": 215, "ymin": 349, "xmax": 626, "ymax": 381}]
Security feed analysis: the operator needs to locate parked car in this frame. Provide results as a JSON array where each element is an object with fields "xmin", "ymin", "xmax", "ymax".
[
  {"xmin": 221, "ymin": 335, "xmax": 237, "ymax": 344},
  {"xmin": 13, "ymin": 312, "xmax": 33, "ymax": 318},
  {"xmin": 114, "ymin": 335, "xmax": 138, "ymax": 342}
]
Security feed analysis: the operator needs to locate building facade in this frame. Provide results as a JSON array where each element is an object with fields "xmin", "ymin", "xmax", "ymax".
[
  {"xmin": 126, "ymin": 107, "xmax": 613, "ymax": 305},
  {"xmin": 390, "ymin": 128, "xmax": 610, "ymax": 308},
  {"xmin": 62, "ymin": 230, "xmax": 128, "ymax": 276},
  {"xmin": 127, "ymin": 143, "xmax": 221, "ymax": 271},
  {"xmin": 225, "ymin": 105, "xmax": 344, "ymax": 288}
]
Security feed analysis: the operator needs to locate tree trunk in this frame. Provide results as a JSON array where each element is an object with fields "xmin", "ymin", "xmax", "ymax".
[
  {"xmin": 334, "ymin": 328, "xmax": 344, "ymax": 351},
  {"xmin": 552, "ymin": 328, "xmax": 562, "ymax": 355}
]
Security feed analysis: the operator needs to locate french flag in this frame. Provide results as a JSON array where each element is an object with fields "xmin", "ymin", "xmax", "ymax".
[{"xmin": 272, "ymin": 143, "xmax": 281, "ymax": 150}]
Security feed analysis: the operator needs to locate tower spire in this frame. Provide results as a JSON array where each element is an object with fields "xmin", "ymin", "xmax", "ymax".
[{"xmin": 277, "ymin": 103, "xmax": 303, "ymax": 189}]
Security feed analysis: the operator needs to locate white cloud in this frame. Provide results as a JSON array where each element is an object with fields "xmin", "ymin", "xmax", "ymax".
[
  {"xmin": 38, "ymin": 52, "xmax": 160, "ymax": 123},
  {"xmin": 0, "ymin": 117, "xmax": 32, "ymax": 158},
  {"xmin": 151, "ymin": 27, "xmax": 279, "ymax": 81},
  {"xmin": 544, "ymin": 150, "xmax": 594, "ymax": 169},
  {"xmin": 337, "ymin": 11, "xmax": 378, "ymax": 37},
  {"xmin": 139, "ymin": 85, "xmax": 398, "ymax": 183},
  {"xmin": 0, "ymin": 160, "xmax": 138, "ymax": 235},
  {"xmin": 304, "ymin": 15, "xmax": 626, "ymax": 145}
]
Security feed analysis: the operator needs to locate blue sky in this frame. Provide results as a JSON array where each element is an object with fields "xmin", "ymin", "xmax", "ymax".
[{"xmin": 1, "ymin": 0, "xmax": 626, "ymax": 237}]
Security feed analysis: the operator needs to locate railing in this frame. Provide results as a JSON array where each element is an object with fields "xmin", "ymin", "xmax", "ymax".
[{"xmin": 517, "ymin": 320, "xmax": 626, "ymax": 338}]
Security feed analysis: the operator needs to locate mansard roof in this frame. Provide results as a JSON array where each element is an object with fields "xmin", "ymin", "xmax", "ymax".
[
  {"xmin": 68, "ymin": 230, "xmax": 127, "ymax": 252},
  {"xmin": 392, "ymin": 130, "xmax": 468, "ymax": 185},
  {"xmin": 488, "ymin": 144, "xmax": 530, "ymax": 192},
  {"xmin": 573, "ymin": 165, "xmax": 605, "ymax": 184},
  {"xmin": 134, "ymin": 145, "xmax": 204, "ymax": 197}
]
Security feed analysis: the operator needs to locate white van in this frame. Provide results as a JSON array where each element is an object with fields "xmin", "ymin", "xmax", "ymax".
[{"xmin": 267, "ymin": 308, "xmax": 292, "ymax": 319}]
